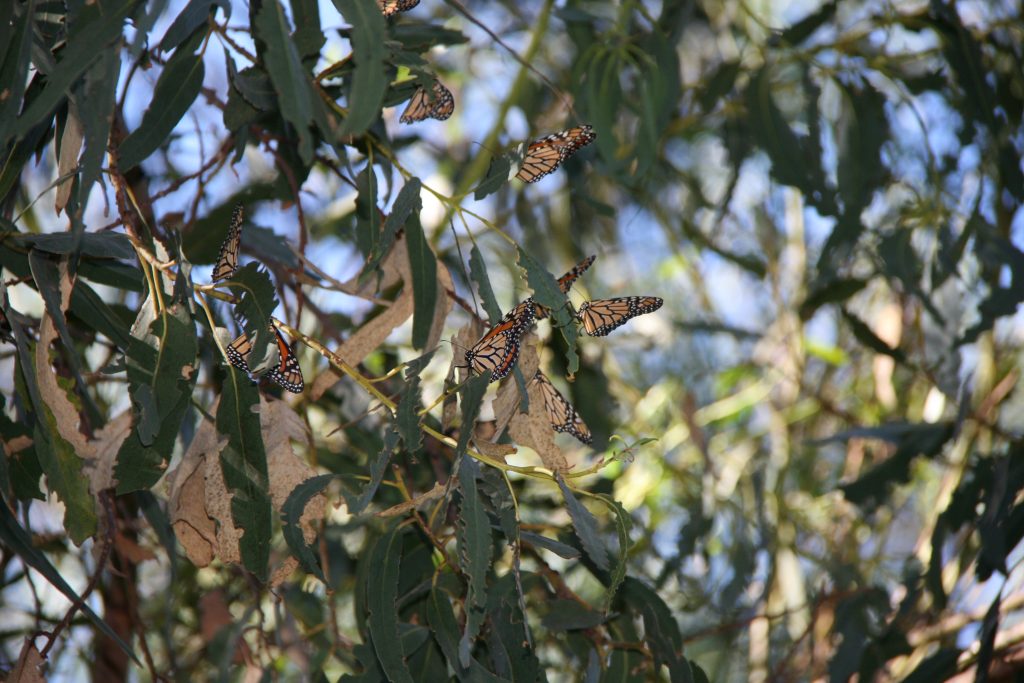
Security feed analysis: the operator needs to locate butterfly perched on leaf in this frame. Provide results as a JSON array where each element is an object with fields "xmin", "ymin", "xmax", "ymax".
[
  {"xmin": 378, "ymin": 0, "xmax": 419, "ymax": 16},
  {"xmin": 576, "ymin": 296, "xmax": 663, "ymax": 337},
  {"xmin": 226, "ymin": 325, "xmax": 304, "ymax": 393},
  {"xmin": 534, "ymin": 254, "xmax": 597, "ymax": 321},
  {"xmin": 400, "ymin": 81, "xmax": 455, "ymax": 124},
  {"xmin": 465, "ymin": 300, "xmax": 535, "ymax": 383},
  {"xmin": 212, "ymin": 204, "xmax": 243, "ymax": 282},
  {"xmin": 533, "ymin": 371, "xmax": 591, "ymax": 444},
  {"xmin": 515, "ymin": 125, "xmax": 596, "ymax": 183}
]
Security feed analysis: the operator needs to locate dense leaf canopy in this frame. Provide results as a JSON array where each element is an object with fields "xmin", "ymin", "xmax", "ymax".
[{"xmin": 1, "ymin": 0, "xmax": 1023, "ymax": 680}]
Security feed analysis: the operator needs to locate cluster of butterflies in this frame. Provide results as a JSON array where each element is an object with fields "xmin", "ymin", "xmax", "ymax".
[
  {"xmin": 463, "ymin": 255, "xmax": 663, "ymax": 444},
  {"xmin": 212, "ymin": 205, "xmax": 304, "ymax": 393}
]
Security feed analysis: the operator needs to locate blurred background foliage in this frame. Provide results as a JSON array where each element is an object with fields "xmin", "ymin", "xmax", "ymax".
[{"xmin": 1, "ymin": 0, "xmax": 1023, "ymax": 680}]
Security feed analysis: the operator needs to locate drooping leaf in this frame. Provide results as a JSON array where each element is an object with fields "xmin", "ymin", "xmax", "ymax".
[
  {"xmin": 620, "ymin": 578, "xmax": 691, "ymax": 682},
  {"xmin": 542, "ymin": 600, "xmax": 606, "ymax": 631},
  {"xmin": 159, "ymin": 0, "xmax": 230, "ymax": 51},
  {"xmin": 116, "ymin": 304, "xmax": 198, "ymax": 492},
  {"xmin": 363, "ymin": 177, "xmax": 421, "ymax": 280},
  {"xmin": 473, "ymin": 155, "xmax": 512, "ymax": 200},
  {"xmin": 557, "ymin": 476, "xmax": 610, "ymax": 572},
  {"xmin": 334, "ymin": 0, "xmax": 388, "ymax": 137},
  {"xmin": 254, "ymin": 0, "xmax": 317, "ymax": 163},
  {"xmin": 367, "ymin": 525, "xmax": 415, "ymax": 683},
  {"xmin": 354, "ymin": 166, "xmax": 381, "ymax": 258},
  {"xmin": 119, "ymin": 29, "xmax": 206, "ymax": 171},
  {"xmin": 216, "ymin": 365, "xmax": 271, "ymax": 580},
  {"xmin": 406, "ymin": 211, "xmax": 437, "ymax": 350},
  {"xmin": 396, "ymin": 367, "xmax": 425, "ymax": 452},
  {"xmin": 457, "ymin": 455, "xmax": 493, "ymax": 667},
  {"xmin": 517, "ymin": 246, "xmax": 578, "ymax": 374},
  {"xmin": 344, "ymin": 425, "xmax": 400, "ymax": 514},
  {"xmin": 469, "ymin": 244, "xmax": 503, "ymax": 324},
  {"xmin": 282, "ymin": 474, "xmax": 333, "ymax": 581},
  {"xmin": 229, "ymin": 262, "xmax": 279, "ymax": 373},
  {"xmin": 0, "ymin": 1, "xmax": 34, "ymax": 148}
]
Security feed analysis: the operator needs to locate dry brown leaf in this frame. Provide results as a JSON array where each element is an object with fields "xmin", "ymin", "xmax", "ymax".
[
  {"xmin": 200, "ymin": 589, "xmax": 252, "ymax": 664},
  {"xmin": 166, "ymin": 405, "xmax": 226, "ymax": 567},
  {"xmin": 311, "ymin": 237, "xmax": 416, "ymax": 399},
  {"xmin": 492, "ymin": 337, "xmax": 540, "ymax": 439},
  {"xmin": 10, "ymin": 638, "xmax": 45, "ymax": 683},
  {"xmin": 474, "ymin": 440, "xmax": 518, "ymax": 459},
  {"xmin": 261, "ymin": 397, "xmax": 322, "ymax": 543},
  {"xmin": 34, "ymin": 260, "xmax": 92, "ymax": 460},
  {"xmin": 376, "ymin": 481, "xmax": 446, "ymax": 518},
  {"xmin": 113, "ymin": 530, "xmax": 157, "ymax": 563},
  {"xmin": 508, "ymin": 376, "xmax": 569, "ymax": 473},
  {"xmin": 87, "ymin": 410, "xmax": 133, "ymax": 495}
]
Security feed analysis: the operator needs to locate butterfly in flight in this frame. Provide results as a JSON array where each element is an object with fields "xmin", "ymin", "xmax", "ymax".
[
  {"xmin": 212, "ymin": 204, "xmax": 243, "ymax": 282},
  {"xmin": 576, "ymin": 296, "xmax": 663, "ymax": 337},
  {"xmin": 532, "ymin": 371, "xmax": 592, "ymax": 444},
  {"xmin": 534, "ymin": 254, "xmax": 597, "ymax": 321},
  {"xmin": 378, "ymin": 0, "xmax": 419, "ymax": 16},
  {"xmin": 400, "ymin": 81, "xmax": 455, "ymax": 124},
  {"xmin": 226, "ymin": 325, "xmax": 304, "ymax": 393},
  {"xmin": 464, "ymin": 300, "xmax": 535, "ymax": 383},
  {"xmin": 515, "ymin": 125, "xmax": 596, "ymax": 183}
]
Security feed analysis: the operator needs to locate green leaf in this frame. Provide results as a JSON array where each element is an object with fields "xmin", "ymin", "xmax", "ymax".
[
  {"xmin": 473, "ymin": 155, "xmax": 512, "ymax": 200},
  {"xmin": 363, "ymin": 177, "xmax": 421, "ymax": 280},
  {"xmin": 557, "ymin": 476, "xmax": 609, "ymax": 571},
  {"xmin": 159, "ymin": 0, "xmax": 230, "ymax": 51},
  {"xmin": 485, "ymin": 573, "xmax": 540, "ymax": 682},
  {"xmin": 841, "ymin": 309, "xmax": 907, "ymax": 363},
  {"xmin": 602, "ymin": 650, "xmax": 645, "ymax": 683},
  {"xmin": 519, "ymin": 531, "xmax": 581, "ymax": 559},
  {"xmin": 354, "ymin": 166, "xmax": 381, "ymax": 258},
  {"xmin": 282, "ymin": 474, "xmax": 333, "ymax": 581},
  {"xmin": 456, "ymin": 375, "xmax": 491, "ymax": 459},
  {"xmin": 697, "ymin": 60, "xmax": 740, "ymax": 113},
  {"xmin": 291, "ymin": 0, "xmax": 325, "ymax": 63},
  {"xmin": 14, "ymin": 0, "xmax": 141, "ymax": 140},
  {"xmin": 542, "ymin": 600, "xmax": 606, "ymax": 631},
  {"xmin": 70, "ymin": 282, "xmax": 133, "ymax": 349},
  {"xmin": 798, "ymin": 277, "xmax": 868, "ymax": 321},
  {"xmin": 620, "ymin": 578, "xmax": 691, "ymax": 682},
  {"xmin": 334, "ymin": 0, "xmax": 388, "ymax": 137},
  {"xmin": 230, "ymin": 262, "xmax": 279, "ymax": 372},
  {"xmin": 344, "ymin": 425, "xmax": 400, "ymax": 514},
  {"xmin": 389, "ymin": 23, "xmax": 468, "ymax": 52},
  {"xmin": 216, "ymin": 366, "xmax": 271, "ymax": 580},
  {"xmin": 20, "ymin": 232, "xmax": 134, "ymax": 259},
  {"xmin": 0, "ymin": 500, "xmax": 139, "ymax": 664},
  {"xmin": 457, "ymin": 456, "xmax": 493, "ymax": 667},
  {"xmin": 835, "ymin": 422, "xmax": 955, "ymax": 511},
  {"xmin": 255, "ymin": 0, "xmax": 316, "ymax": 163},
  {"xmin": 427, "ymin": 589, "xmax": 509, "ymax": 682},
  {"xmin": 602, "ymin": 496, "xmax": 632, "ymax": 611},
  {"xmin": 0, "ymin": 0, "xmax": 34, "ymax": 148},
  {"xmin": 836, "ymin": 81, "xmax": 888, "ymax": 215},
  {"xmin": 517, "ymin": 246, "xmax": 578, "ymax": 373},
  {"xmin": 779, "ymin": 0, "xmax": 836, "ymax": 45},
  {"xmin": 469, "ymin": 245, "xmax": 503, "ymax": 324},
  {"xmin": 119, "ymin": 29, "xmax": 206, "ymax": 171},
  {"xmin": 406, "ymin": 211, "xmax": 437, "ymax": 350},
  {"xmin": 367, "ymin": 525, "xmax": 415, "ymax": 683},
  {"xmin": 396, "ymin": 371, "xmax": 424, "ymax": 453},
  {"xmin": 900, "ymin": 648, "xmax": 960, "ymax": 683},
  {"xmin": 116, "ymin": 305, "xmax": 198, "ymax": 492}
]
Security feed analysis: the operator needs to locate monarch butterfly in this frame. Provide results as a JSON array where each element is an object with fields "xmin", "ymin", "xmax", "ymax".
[
  {"xmin": 226, "ymin": 326, "xmax": 304, "ymax": 393},
  {"xmin": 532, "ymin": 371, "xmax": 592, "ymax": 444},
  {"xmin": 534, "ymin": 255, "xmax": 597, "ymax": 321},
  {"xmin": 576, "ymin": 296, "xmax": 663, "ymax": 337},
  {"xmin": 515, "ymin": 125, "xmax": 596, "ymax": 183},
  {"xmin": 400, "ymin": 81, "xmax": 455, "ymax": 124},
  {"xmin": 378, "ymin": 0, "xmax": 419, "ymax": 16},
  {"xmin": 212, "ymin": 204, "xmax": 243, "ymax": 282},
  {"xmin": 465, "ymin": 300, "xmax": 535, "ymax": 382}
]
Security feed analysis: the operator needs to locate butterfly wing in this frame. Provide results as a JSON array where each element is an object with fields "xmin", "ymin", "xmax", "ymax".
[
  {"xmin": 515, "ymin": 125, "xmax": 596, "ymax": 183},
  {"xmin": 378, "ymin": 0, "xmax": 419, "ymax": 16},
  {"xmin": 212, "ymin": 204, "xmax": 243, "ymax": 282},
  {"xmin": 401, "ymin": 81, "xmax": 454, "ymax": 124},
  {"xmin": 577, "ymin": 296, "xmax": 663, "ymax": 336},
  {"xmin": 265, "ymin": 327, "xmax": 304, "ymax": 393},
  {"xmin": 225, "ymin": 332, "xmax": 253, "ymax": 374},
  {"xmin": 533, "ymin": 371, "xmax": 592, "ymax": 444},
  {"xmin": 465, "ymin": 300, "xmax": 535, "ymax": 382}
]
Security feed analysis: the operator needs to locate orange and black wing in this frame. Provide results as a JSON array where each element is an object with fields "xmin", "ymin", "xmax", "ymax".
[
  {"xmin": 225, "ymin": 331, "xmax": 253, "ymax": 374},
  {"xmin": 265, "ymin": 327, "xmax": 304, "ymax": 393},
  {"xmin": 576, "ymin": 296, "xmax": 663, "ymax": 337},
  {"xmin": 400, "ymin": 81, "xmax": 454, "ymax": 124},
  {"xmin": 533, "ymin": 371, "xmax": 591, "ymax": 444},
  {"xmin": 212, "ymin": 204, "xmax": 243, "ymax": 282},
  {"xmin": 378, "ymin": 0, "xmax": 419, "ymax": 16},
  {"xmin": 515, "ymin": 125, "xmax": 596, "ymax": 183},
  {"xmin": 465, "ymin": 300, "xmax": 535, "ymax": 382}
]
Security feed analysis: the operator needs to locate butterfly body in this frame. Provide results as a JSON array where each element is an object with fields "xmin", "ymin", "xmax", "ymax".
[
  {"xmin": 465, "ymin": 300, "xmax": 535, "ymax": 382},
  {"xmin": 577, "ymin": 296, "xmax": 663, "ymax": 336},
  {"xmin": 400, "ymin": 81, "xmax": 455, "ymax": 123},
  {"xmin": 515, "ymin": 125, "xmax": 596, "ymax": 183},
  {"xmin": 226, "ymin": 326, "xmax": 304, "ymax": 393}
]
